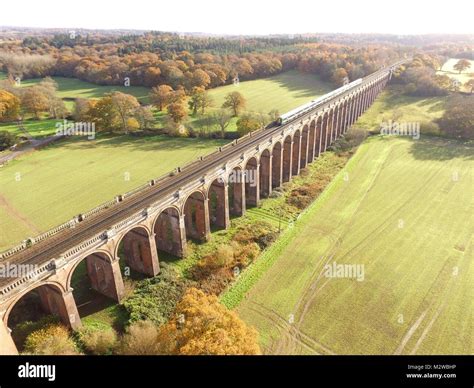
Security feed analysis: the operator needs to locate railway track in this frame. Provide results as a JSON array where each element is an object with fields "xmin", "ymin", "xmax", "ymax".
[{"xmin": 0, "ymin": 62, "xmax": 405, "ymax": 288}]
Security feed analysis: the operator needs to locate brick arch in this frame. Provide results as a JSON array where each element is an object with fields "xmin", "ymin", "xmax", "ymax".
[
  {"xmin": 208, "ymin": 176, "xmax": 229, "ymax": 230},
  {"xmin": 67, "ymin": 249, "xmax": 125, "ymax": 304},
  {"xmin": 282, "ymin": 135, "xmax": 292, "ymax": 183},
  {"xmin": 3, "ymin": 281, "xmax": 67, "ymax": 327},
  {"xmin": 315, "ymin": 114, "xmax": 324, "ymax": 157},
  {"xmin": 114, "ymin": 225, "xmax": 159, "ymax": 277},
  {"xmin": 228, "ymin": 166, "xmax": 245, "ymax": 216},
  {"xmin": 259, "ymin": 148, "xmax": 271, "ymax": 198},
  {"xmin": 300, "ymin": 124, "xmax": 309, "ymax": 169},
  {"xmin": 271, "ymin": 141, "xmax": 283, "ymax": 188},
  {"xmin": 322, "ymin": 110, "xmax": 331, "ymax": 152},
  {"xmin": 153, "ymin": 206, "xmax": 186, "ymax": 258},
  {"xmin": 291, "ymin": 129, "xmax": 301, "ymax": 176},
  {"xmin": 183, "ymin": 190, "xmax": 209, "ymax": 242},
  {"xmin": 67, "ymin": 249, "xmax": 114, "ymax": 291},
  {"xmin": 308, "ymin": 120, "xmax": 316, "ymax": 163},
  {"xmin": 339, "ymin": 99, "xmax": 349, "ymax": 136},
  {"xmin": 244, "ymin": 156, "xmax": 259, "ymax": 207}
]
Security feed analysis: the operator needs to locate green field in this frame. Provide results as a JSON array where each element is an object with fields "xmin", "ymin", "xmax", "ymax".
[
  {"xmin": 16, "ymin": 76, "xmax": 150, "ymax": 108},
  {"xmin": 208, "ymin": 70, "xmax": 332, "ymax": 114},
  {"xmin": 356, "ymin": 85, "xmax": 448, "ymax": 132},
  {"xmin": 229, "ymin": 136, "xmax": 473, "ymax": 355},
  {"xmin": 0, "ymin": 119, "xmax": 60, "ymax": 138},
  {"xmin": 0, "ymin": 135, "xmax": 225, "ymax": 250},
  {"xmin": 162, "ymin": 70, "xmax": 333, "ymax": 132},
  {"xmin": 438, "ymin": 58, "xmax": 474, "ymax": 93}
]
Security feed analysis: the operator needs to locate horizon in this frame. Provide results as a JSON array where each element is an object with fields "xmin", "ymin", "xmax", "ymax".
[{"xmin": 1, "ymin": 0, "xmax": 473, "ymax": 35}]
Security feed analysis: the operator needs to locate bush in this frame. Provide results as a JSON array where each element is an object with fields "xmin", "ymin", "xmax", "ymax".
[
  {"xmin": 122, "ymin": 263, "xmax": 189, "ymax": 326},
  {"xmin": 236, "ymin": 114, "xmax": 260, "ymax": 136},
  {"xmin": 233, "ymin": 220, "xmax": 278, "ymax": 249},
  {"xmin": 117, "ymin": 320, "xmax": 161, "ymax": 355},
  {"xmin": 78, "ymin": 327, "xmax": 117, "ymax": 355},
  {"xmin": 12, "ymin": 315, "xmax": 60, "ymax": 351},
  {"xmin": 23, "ymin": 323, "xmax": 79, "ymax": 355},
  {"xmin": 0, "ymin": 130, "xmax": 18, "ymax": 151},
  {"xmin": 420, "ymin": 121, "xmax": 441, "ymax": 136}
]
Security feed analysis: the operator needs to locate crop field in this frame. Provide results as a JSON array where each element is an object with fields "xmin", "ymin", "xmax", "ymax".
[
  {"xmin": 228, "ymin": 136, "xmax": 473, "ymax": 355},
  {"xmin": 0, "ymin": 135, "xmax": 225, "ymax": 250}
]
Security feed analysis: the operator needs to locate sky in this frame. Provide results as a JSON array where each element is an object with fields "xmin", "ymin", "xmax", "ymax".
[{"xmin": 0, "ymin": 0, "xmax": 473, "ymax": 35}]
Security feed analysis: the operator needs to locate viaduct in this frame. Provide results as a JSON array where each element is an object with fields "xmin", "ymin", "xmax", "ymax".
[{"xmin": 0, "ymin": 61, "xmax": 405, "ymax": 354}]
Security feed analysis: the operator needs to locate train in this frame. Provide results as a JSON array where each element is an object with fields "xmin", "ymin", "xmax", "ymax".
[{"xmin": 276, "ymin": 78, "xmax": 363, "ymax": 126}]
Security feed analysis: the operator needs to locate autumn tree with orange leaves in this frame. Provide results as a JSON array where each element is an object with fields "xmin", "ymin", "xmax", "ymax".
[{"xmin": 156, "ymin": 288, "xmax": 261, "ymax": 355}]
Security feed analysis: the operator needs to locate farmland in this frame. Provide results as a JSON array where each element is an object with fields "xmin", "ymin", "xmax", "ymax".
[
  {"xmin": 0, "ymin": 134, "xmax": 225, "ymax": 250},
  {"xmin": 226, "ymin": 135, "xmax": 473, "ymax": 355}
]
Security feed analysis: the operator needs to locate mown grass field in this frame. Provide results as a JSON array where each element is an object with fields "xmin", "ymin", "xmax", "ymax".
[
  {"xmin": 163, "ymin": 70, "xmax": 333, "ymax": 132},
  {"xmin": 437, "ymin": 58, "xmax": 474, "ymax": 93},
  {"xmin": 0, "ymin": 135, "xmax": 225, "ymax": 250},
  {"xmin": 0, "ymin": 119, "xmax": 60, "ymax": 138},
  {"xmin": 229, "ymin": 135, "xmax": 473, "ymax": 355},
  {"xmin": 17, "ymin": 76, "xmax": 150, "ymax": 109},
  {"xmin": 356, "ymin": 85, "xmax": 448, "ymax": 131}
]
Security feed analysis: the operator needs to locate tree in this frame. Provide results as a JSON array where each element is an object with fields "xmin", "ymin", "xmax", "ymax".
[
  {"xmin": 110, "ymin": 92, "xmax": 140, "ymax": 133},
  {"xmin": 453, "ymin": 59, "xmax": 471, "ymax": 74},
  {"xmin": 155, "ymin": 288, "xmax": 260, "ymax": 355},
  {"xmin": 73, "ymin": 98, "xmax": 94, "ymax": 121},
  {"xmin": 212, "ymin": 109, "xmax": 232, "ymax": 137},
  {"xmin": 0, "ymin": 130, "xmax": 18, "ymax": 151},
  {"xmin": 332, "ymin": 67, "xmax": 349, "ymax": 86},
  {"xmin": 21, "ymin": 86, "xmax": 50, "ymax": 119},
  {"xmin": 191, "ymin": 69, "xmax": 211, "ymax": 89},
  {"xmin": 465, "ymin": 79, "xmax": 474, "ymax": 94},
  {"xmin": 134, "ymin": 106, "xmax": 155, "ymax": 130},
  {"xmin": 188, "ymin": 87, "xmax": 213, "ymax": 115},
  {"xmin": 188, "ymin": 87, "xmax": 205, "ymax": 115},
  {"xmin": 222, "ymin": 91, "xmax": 246, "ymax": 116},
  {"xmin": 149, "ymin": 84, "xmax": 173, "ymax": 111},
  {"xmin": 236, "ymin": 114, "xmax": 260, "ymax": 136},
  {"xmin": 167, "ymin": 102, "xmax": 188, "ymax": 124},
  {"xmin": 437, "ymin": 95, "xmax": 474, "ymax": 139},
  {"xmin": 87, "ymin": 96, "xmax": 119, "ymax": 132},
  {"xmin": 0, "ymin": 90, "xmax": 20, "ymax": 122},
  {"xmin": 268, "ymin": 109, "xmax": 280, "ymax": 122}
]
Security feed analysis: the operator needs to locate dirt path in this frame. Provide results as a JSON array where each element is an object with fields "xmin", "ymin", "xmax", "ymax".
[{"xmin": 0, "ymin": 135, "xmax": 63, "ymax": 165}]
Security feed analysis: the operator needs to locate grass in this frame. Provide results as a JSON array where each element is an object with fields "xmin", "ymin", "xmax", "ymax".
[
  {"xmin": 355, "ymin": 85, "xmax": 448, "ymax": 131},
  {"xmin": 0, "ymin": 134, "xmax": 225, "ymax": 250},
  {"xmin": 208, "ymin": 70, "xmax": 332, "ymax": 114},
  {"xmin": 0, "ymin": 119, "xmax": 60, "ymax": 138},
  {"xmin": 229, "ymin": 135, "xmax": 473, "ymax": 355},
  {"xmin": 156, "ymin": 70, "xmax": 333, "ymax": 132},
  {"xmin": 437, "ymin": 58, "xmax": 474, "ymax": 93},
  {"xmin": 16, "ymin": 76, "xmax": 150, "ymax": 108}
]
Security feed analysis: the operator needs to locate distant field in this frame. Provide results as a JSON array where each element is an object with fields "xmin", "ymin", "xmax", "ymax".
[
  {"xmin": 0, "ymin": 135, "xmax": 225, "ymax": 250},
  {"xmin": 356, "ymin": 85, "xmax": 448, "ymax": 133},
  {"xmin": 0, "ymin": 119, "xmax": 59, "ymax": 138},
  {"xmin": 230, "ymin": 136, "xmax": 473, "ymax": 355},
  {"xmin": 438, "ymin": 58, "xmax": 474, "ymax": 93},
  {"xmin": 158, "ymin": 70, "xmax": 333, "ymax": 133},
  {"xmin": 17, "ymin": 76, "xmax": 150, "ymax": 110},
  {"xmin": 208, "ymin": 70, "xmax": 332, "ymax": 114}
]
